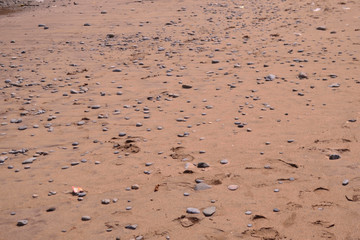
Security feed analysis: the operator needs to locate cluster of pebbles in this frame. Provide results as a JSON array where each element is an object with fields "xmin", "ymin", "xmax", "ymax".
[{"xmin": 0, "ymin": 0, "xmax": 359, "ymax": 239}]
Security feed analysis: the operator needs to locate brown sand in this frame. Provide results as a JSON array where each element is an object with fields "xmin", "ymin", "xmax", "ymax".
[{"xmin": 0, "ymin": 0, "xmax": 359, "ymax": 239}]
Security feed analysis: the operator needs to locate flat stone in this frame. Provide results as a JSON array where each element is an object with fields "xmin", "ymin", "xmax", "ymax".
[
  {"xmin": 329, "ymin": 154, "xmax": 341, "ymax": 160},
  {"xmin": 186, "ymin": 207, "xmax": 200, "ymax": 214},
  {"xmin": 197, "ymin": 162, "xmax": 209, "ymax": 168},
  {"xmin": 316, "ymin": 26, "xmax": 327, "ymax": 31},
  {"xmin": 203, "ymin": 206, "xmax": 216, "ymax": 217},
  {"xmin": 22, "ymin": 157, "xmax": 36, "ymax": 164},
  {"xmin": 81, "ymin": 216, "xmax": 91, "ymax": 221},
  {"xmin": 194, "ymin": 183, "xmax": 211, "ymax": 191},
  {"xmin": 101, "ymin": 199, "xmax": 111, "ymax": 204},
  {"xmin": 228, "ymin": 185, "xmax": 239, "ymax": 191},
  {"xmin": 17, "ymin": 220, "xmax": 28, "ymax": 226},
  {"xmin": 125, "ymin": 224, "xmax": 137, "ymax": 230}
]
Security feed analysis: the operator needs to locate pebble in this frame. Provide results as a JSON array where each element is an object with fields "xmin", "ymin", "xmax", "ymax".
[
  {"xmin": 46, "ymin": 207, "xmax": 56, "ymax": 212},
  {"xmin": 220, "ymin": 159, "xmax": 228, "ymax": 164},
  {"xmin": 125, "ymin": 224, "xmax": 137, "ymax": 230},
  {"xmin": 81, "ymin": 216, "xmax": 91, "ymax": 221},
  {"xmin": 342, "ymin": 179, "xmax": 349, "ymax": 186},
  {"xmin": 186, "ymin": 207, "xmax": 200, "ymax": 214},
  {"xmin": 316, "ymin": 26, "xmax": 327, "ymax": 31},
  {"xmin": 265, "ymin": 74, "xmax": 276, "ymax": 81},
  {"xmin": 329, "ymin": 154, "xmax": 341, "ymax": 160},
  {"xmin": 101, "ymin": 199, "xmax": 111, "ymax": 204},
  {"xmin": 197, "ymin": 162, "xmax": 209, "ymax": 168},
  {"xmin": 17, "ymin": 220, "xmax": 28, "ymax": 226},
  {"xmin": 203, "ymin": 206, "xmax": 216, "ymax": 217},
  {"xmin": 131, "ymin": 184, "xmax": 140, "ymax": 190},
  {"xmin": 22, "ymin": 157, "xmax": 36, "ymax": 164},
  {"xmin": 273, "ymin": 208, "xmax": 280, "ymax": 212},
  {"xmin": 227, "ymin": 185, "xmax": 239, "ymax": 191},
  {"xmin": 245, "ymin": 210, "xmax": 252, "ymax": 215}
]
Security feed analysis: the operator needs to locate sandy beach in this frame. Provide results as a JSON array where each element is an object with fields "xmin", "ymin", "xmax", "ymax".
[{"xmin": 0, "ymin": 0, "xmax": 359, "ymax": 239}]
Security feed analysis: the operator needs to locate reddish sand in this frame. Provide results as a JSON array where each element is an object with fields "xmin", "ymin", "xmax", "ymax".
[{"xmin": 0, "ymin": 0, "xmax": 359, "ymax": 239}]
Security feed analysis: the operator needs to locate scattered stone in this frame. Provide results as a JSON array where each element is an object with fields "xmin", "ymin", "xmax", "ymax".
[
  {"xmin": 131, "ymin": 184, "xmax": 140, "ymax": 190},
  {"xmin": 46, "ymin": 207, "xmax": 56, "ymax": 212},
  {"xmin": 265, "ymin": 74, "xmax": 276, "ymax": 81},
  {"xmin": 329, "ymin": 154, "xmax": 341, "ymax": 160},
  {"xmin": 316, "ymin": 26, "xmax": 327, "ymax": 31},
  {"xmin": 197, "ymin": 162, "xmax": 209, "ymax": 168},
  {"xmin": 17, "ymin": 220, "xmax": 28, "ymax": 226},
  {"xmin": 220, "ymin": 159, "xmax": 228, "ymax": 164},
  {"xmin": 125, "ymin": 224, "xmax": 137, "ymax": 230},
  {"xmin": 203, "ymin": 206, "xmax": 216, "ymax": 217},
  {"xmin": 298, "ymin": 72, "xmax": 308, "ymax": 79},
  {"xmin": 22, "ymin": 157, "xmax": 36, "ymax": 164},
  {"xmin": 186, "ymin": 208, "xmax": 200, "ymax": 214},
  {"xmin": 342, "ymin": 179, "xmax": 349, "ymax": 186},
  {"xmin": 101, "ymin": 199, "xmax": 111, "ymax": 204},
  {"xmin": 228, "ymin": 185, "xmax": 239, "ymax": 191},
  {"xmin": 81, "ymin": 216, "xmax": 91, "ymax": 221}
]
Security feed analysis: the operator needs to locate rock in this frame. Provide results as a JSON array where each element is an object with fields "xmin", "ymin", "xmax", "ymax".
[
  {"xmin": 273, "ymin": 208, "xmax": 280, "ymax": 212},
  {"xmin": 203, "ymin": 206, "xmax": 216, "ymax": 217},
  {"xmin": 228, "ymin": 185, "xmax": 239, "ymax": 191},
  {"xmin": 245, "ymin": 210, "xmax": 252, "ymax": 215},
  {"xmin": 125, "ymin": 224, "xmax": 137, "ymax": 230},
  {"xmin": 194, "ymin": 183, "xmax": 211, "ymax": 191},
  {"xmin": 18, "ymin": 126, "xmax": 27, "ymax": 130},
  {"xmin": 211, "ymin": 60, "xmax": 220, "ymax": 64},
  {"xmin": 17, "ymin": 220, "xmax": 28, "ymax": 226},
  {"xmin": 91, "ymin": 105, "xmax": 101, "ymax": 109},
  {"xmin": 22, "ymin": 157, "xmax": 36, "ymax": 164},
  {"xmin": 186, "ymin": 207, "xmax": 200, "ymax": 214},
  {"xmin": 81, "ymin": 216, "xmax": 91, "ymax": 221},
  {"xmin": 46, "ymin": 207, "xmax": 56, "ymax": 212},
  {"xmin": 101, "ymin": 199, "xmax": 111, "ymax": 204},
  {"xmin": 197, "ymin": 162, "xmax": 209, "ymax": 168},
  {"xmin": 329, "ymin": 154, "xmax": 341, "ymax": 160},
  {"xmin": 220, "ymin": 159, "xmax": 228, "ymax": 164},
  {"xmin": 316, "ymin": 26, "xmax": 327, "ymax": 31},
  {"xmin": 298, "ymin": 72, "xmax": 308, "ymax": 79},
  {"xmin": 182, "ymin": 84, "xmax": 192, "ymax": 89},
  {"xmin": 131, "ymin": 184, "xmax": 139, "ymax": 190},
  {"xmin": 265, "ymin": 74, "xmax": 276, "ymax": 81},
  {"xmin": 342, "ymin": 179, "xmax": 349, "ymax": 186},
  {"xmin": 328, "ymin": 83, "xmax": 340, "ymax": 88}
]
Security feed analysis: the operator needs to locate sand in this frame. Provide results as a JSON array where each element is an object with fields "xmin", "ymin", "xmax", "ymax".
[{"xmin": 0, "ymin": 0, "xmax": 359, "ymax": 239}]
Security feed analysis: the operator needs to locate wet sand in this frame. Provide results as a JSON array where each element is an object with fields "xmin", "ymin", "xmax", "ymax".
[{"xmin": 0, "ymin": 0, "xmax": 359, "ymax": 239}]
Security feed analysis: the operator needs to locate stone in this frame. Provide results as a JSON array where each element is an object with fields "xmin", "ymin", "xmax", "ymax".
[
  {"xmin": 197, "ymin": 162, "xmax": 209, "ymax": 168},
  {"xmin": 316, "ymin": 26, "xmax": 327, "ymax": 31},
  {"xmin": 101, "ymin": 199, "xmax": 111, "ymax": 204},
  {"xmin": 265, "ymin": 74, "xmax": 276, "ymax": 81},
  {"xmin": 17, "ymin": 220, "xmax": 28, "ymax": 226},
  {"xmin": 186, "ymin": 207, "xmax": 200, "ymax": 214},
  {"xmin": 81, "ymin": 216, "xmax": 91, "ymax": 221},
  {"xmin": 125, "ymin": 224, "xmax": 137, "ymax": 230},
  {"xmin": 220, "ymin": 159, "xmax": 228, "ymax": 164},
  {"xmin": 228, "ymin": 185, "xmax": 238, "ymax": 191},
  {"xmin": 203, "ymin": 206, "xmax": 216, "ymax": 217},
  {"xmin": 131, "ymin": 184, "xmax": 139, "ymax": 190},
  {"xmin": 46, "ymin": 207, "xmax": 56, "ymax": 212},
  {"xmin": 342, "ymin": 179, "xmax": 349, "ymax": 186},
  {"xmin": 329, "ymin": 154, "xmax": 341, "ymax": 160},
  {"xmin": 298, "ymin": 72, "xmax": 308, "ymax": 79},
  {"xmin": 22, "ymin": 157, "xmax": 36, "ymax": 164},
  {"xmin": 194, "ymin": 183, "xmax": 211, "ymax": 191}
]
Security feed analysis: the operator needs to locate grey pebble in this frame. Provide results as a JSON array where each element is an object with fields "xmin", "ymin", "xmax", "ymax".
[
  {"xmin": 203, "ymin": 206, "xmax": 216, "ymax": 217},
  {"xmin": 22, "ymin": 157, "xmax": 36, "ymax": 164},
  {"xmin": 101, "ymin": 199, "xmax": 111, "ymax": 204},
  {"xmin": 342, "ymin": 179, "xmax": 349, "ymax": 186},
  {"xmin": 125, "ymin": 224, "xmax": 137, "ymax": 230},
  {"xmin": 17, "ymin": 220, "xmax": 28, "ymax": 226},
  {"xmin": 220, "ymin": 159, "xmax": 228, "ymax": 164},
  {"xmin": 186, "ymin": 207, "xmax": 200, "ymax": 214},
  {"xmin": 81, "ymin": 216, "xmax": 91, "ymax": 221}
]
